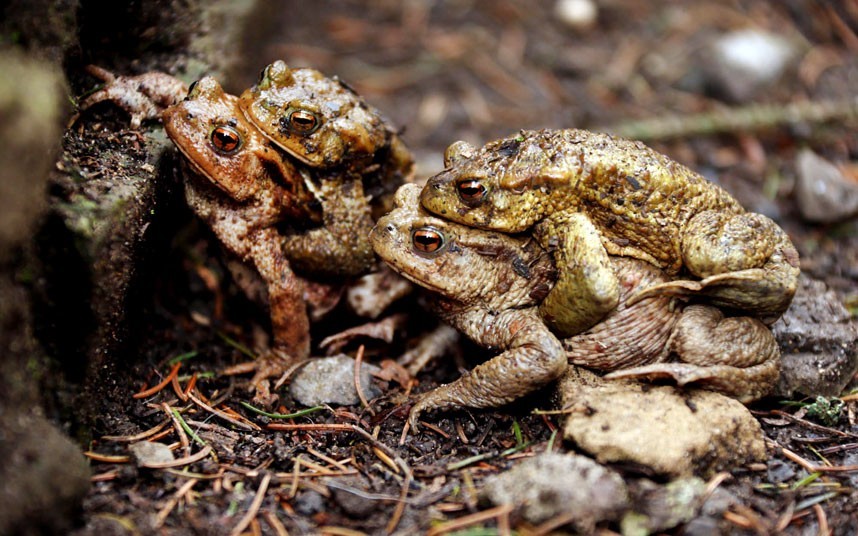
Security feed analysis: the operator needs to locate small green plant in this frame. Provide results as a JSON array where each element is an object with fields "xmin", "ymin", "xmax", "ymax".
[{"xmin": 804, "ymin": 396, "xmax": 844, "ymax": 426}]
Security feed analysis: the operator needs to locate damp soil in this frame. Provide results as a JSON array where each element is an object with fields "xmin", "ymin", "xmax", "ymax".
[{"xmin": 55, "ymin": 0, "xmax": 858, "ymax": 534}]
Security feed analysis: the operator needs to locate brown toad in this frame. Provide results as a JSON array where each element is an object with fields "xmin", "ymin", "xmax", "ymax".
[
  {"xmin": 372, "ymin": 184, "xmax": 779, "ymax": 429},
  {"xmin": 238, "ymin": 60, "xmax": 414, "ymax": 219},
  {"xmin": 163, "ymin": 77, "xmax": 326, "ymax": 395},
  {"xmin": 420, "ymin": 129, "xmax": 800, "ymax": 336}
]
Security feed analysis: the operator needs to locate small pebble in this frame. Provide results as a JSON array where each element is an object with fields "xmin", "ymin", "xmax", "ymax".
[
  {"xmin": 705, "ymin": 29, "xmax": 798, "ymax": 101},
  {"xmin": 715, "ymin": 30, "xmax": 795, "ymax": 82},
  {"xmin": 554, "ymin": 0, "xmax": 598, "ymax": 30},
  {"xmin": 795, "ymin": 148, "xmax": 858, "ymax": 223},
  {"xmin": 290, "ymin": 355, "xmax": 381, "ymax": 406},
  {"xmin": 129, "ymin": 441, "xmax": 174, "ymax": 466}
]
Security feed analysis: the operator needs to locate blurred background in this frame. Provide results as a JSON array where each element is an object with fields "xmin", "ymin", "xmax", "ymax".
[{"xmin": 229, "ymin": 0, "xmax": 857, "ymax": 178}]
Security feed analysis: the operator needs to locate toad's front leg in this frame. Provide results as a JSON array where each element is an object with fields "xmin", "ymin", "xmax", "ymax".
[
  {"xmin": 76, "ymin": 65, "xmax": 188, "ymax": 128},
  {"xmin": 281, "ymin": 177, "xmax": 376, "ymax": 277},
  {"xmin": 408, "ymin": 308, "xmax": 566, "ymax": 431},
  {"xmin": 535, "ymin": 212, "xmax": 619, "ymax": 338}
]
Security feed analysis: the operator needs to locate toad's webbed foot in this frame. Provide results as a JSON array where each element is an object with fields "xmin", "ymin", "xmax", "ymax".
[
  {"xmin": 222, "ymin": 349, "xmax": 306, "ymax": 407},
  {"xmin": 319, "ymin": 313, "xmax": 407, "ymax": 354},
  {"xmin": 407, "ymin": 317, "xmax": 566, "ymax": 432},
  {"xmin": 604, "ymin": 361, "xmax": 778, "ymax": 403},
  {"xmin": 626, "ymin": 270, "xmax": 761, "ymax": 307},
  {"xmin": 76, "ymin": 65, "xmax": 188, "ymax": 128}
]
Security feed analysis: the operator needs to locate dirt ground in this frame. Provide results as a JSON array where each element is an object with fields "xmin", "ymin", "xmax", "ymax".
[{"xmin": 61, "ymin": 0, "xmax": 858, "ymax": 534}]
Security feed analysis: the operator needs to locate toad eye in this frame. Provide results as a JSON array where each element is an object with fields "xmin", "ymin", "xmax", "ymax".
[
  {"xmin": 412, "ymin": 227, "xmax": 445, "ymax": 255},
  {"xmin": 210, "ymin": 125, "xmax": 242, "ymax": 154},
  {"xmin": 456, "ymin": 178, "xmax": 487, "ymax": 206},
  {"xmin": 287, "ymin": 109, "xmax": 321, "ymax": 135}
]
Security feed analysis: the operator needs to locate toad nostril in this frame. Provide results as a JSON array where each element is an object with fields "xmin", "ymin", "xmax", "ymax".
[{"xmin": 386, "ymin": 223, "xmax": 396, "ymax": 234}]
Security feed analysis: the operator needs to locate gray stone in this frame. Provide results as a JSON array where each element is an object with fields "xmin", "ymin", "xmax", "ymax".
[
  {"xmin": 481, "ymin": 452, "xmax": 629, "ymax": 528},
  {"xmin": 290, "ymin": 355, "xmax": 381, "ymax": 406},
  {"xmin": 330, "ymin": 476, "xmax": 379, "ymax": 517},
  {"xmin": 623, "ymin": 477, "xmax": 707, "ymax": 534},
  {"xmin": 129, "ymin": 441, "xmax": 175, "ymax": 466},
  {"xmin": 795, "ymin": 149, "xmax": 858, "ymax": 223},
  {"xmin": 773, "ymin": 275, "xmax": 858, "ymax": 398},
  {"xmin": 704, "ymin": 29, "xmax": 799, "ymax": 101},
  {"xmin": 558, "ymin": 367, "xmax": 766, "ymax": 477}
]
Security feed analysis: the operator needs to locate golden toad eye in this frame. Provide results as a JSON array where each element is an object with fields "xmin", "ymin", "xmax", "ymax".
[
  {"xmin": 287, "ymin": 109, "xmax": 321, "ymax": 135},
  {"xmin": 412, "ymin": 227, "xmax": 445, "ymax": 254},
  {"xmin": 210, "ymin": 125, "xmax": 242, "ymax": 154},
  {"xmin": 456, "ymin": 179, "xmax": 487, "ymax": 206}
]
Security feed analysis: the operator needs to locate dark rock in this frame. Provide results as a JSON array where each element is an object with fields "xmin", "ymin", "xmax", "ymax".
[
  {"xmin": 767, "ymin": 459, "xmax": 796, "ymax": 483},
  {"xmin": 294, "ymin": 490, "xmax": 326, "ymax": 516},
  {"xmin": 330, "ymin": 476, "xmax": 379, "ymax": 517},
  {"xmin": 0, "ymin": 50, "xmax": 91, "ymax": 536},
  {"xmin": 682, "ymin": 516, "xmax": 722, "ymax": 536},
  {"xmin": 33, "ymin": 0, "xmax": 262, "ymax": 430},
  {"xmin": 0, "ymin": 415, "xmax": 91, "ymax": 535},
  {"xmin": 773, "ymin": 275, "xmax": 858, "ymax": 398}
]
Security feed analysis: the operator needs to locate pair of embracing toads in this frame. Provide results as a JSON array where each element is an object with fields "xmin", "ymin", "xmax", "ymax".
[{"xmin": 80, "ymin": 60, "xmax": 800, "ymax": 429}]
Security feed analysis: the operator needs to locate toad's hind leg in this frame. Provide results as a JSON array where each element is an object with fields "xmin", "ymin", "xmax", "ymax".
[
  {"xmin": 221, "ymin": 228, "xmax": 311, "ymax": 406},
  {"xmin": 536, "ymin": 213, "xmax": 619, "ymax": 338},
  {"xmin": 629, "ymin": 211, "xmax": 800, "ymax": 324},
  {"xmin": 605, "ymin": 304, "xmax": 780, "ymax": 402}
]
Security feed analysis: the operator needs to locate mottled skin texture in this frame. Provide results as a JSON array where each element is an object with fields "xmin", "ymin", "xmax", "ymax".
[
  {"xmin": 164, "ymin": 77, "xmax": 325, "ymax": 396},
  {"xmin": 77, "ymin": 65, "xmax": 188, "ymax": 128},
  {"xmin": 239, "ymin": 60, "xmax": 414, "ymax": 219},
  {"xmin": 421, "ymin": 129, "xmax": 800, "ymax": 334},
  {"xmin": 372, "ymin": 184, "xmax": 780, "ymax": 429}
]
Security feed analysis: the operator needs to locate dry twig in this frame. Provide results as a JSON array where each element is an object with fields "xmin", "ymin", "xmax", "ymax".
[
  {"xmin": 426, "ymin": 504, "xmax": 515, "ymax": 536},
  {"xmin": 134, "ymin": 363, "xmax": 181, "ymax": 399},
  {"xmin": 187, "ymin": 391, "xmax": 259, "ymax": 431},
  {"xmin": 354, "ymin": 344, "xmax": 375, "ymax": 415},
  {"xmin": 155, "ymin": 478, "xmax": 198, "ymax": 528},
  {"xmin": 229, "ymin": 472, "xmax": 271, "ymax": 536}
]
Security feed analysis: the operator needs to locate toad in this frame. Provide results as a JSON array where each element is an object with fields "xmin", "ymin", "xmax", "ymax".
[
  {"xmin": 372, "ymin": 184, "xmax": 779, "ymax": 429},
  {"xmin": 163, "ymin": 77, "xmax": 324, "ymax": 395},
  {"xmin": 420, "ymin": 129, "xmax": 800, "ymax": 337},
  {"xmin": 238, "ymin": 60, "xmax": 413, "ymax": 219}
]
